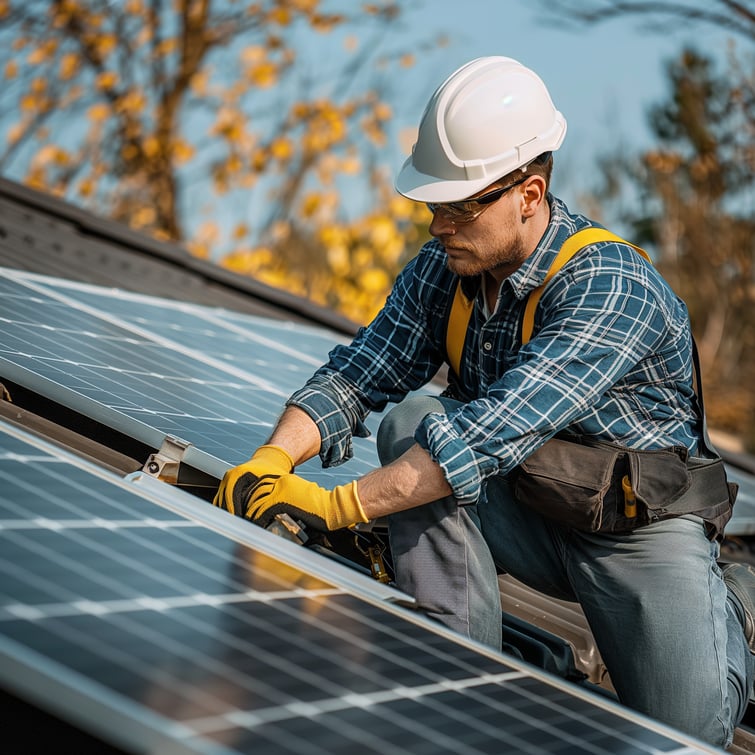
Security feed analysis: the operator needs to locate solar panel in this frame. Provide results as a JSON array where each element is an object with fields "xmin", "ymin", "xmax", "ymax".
[
  {"xmin": 0, "ymin": 267, "xmax": 379, "ymax": 484},
  {"xmin": 0, "ymin": 418, "xmax": 716, "ymax": 754}
]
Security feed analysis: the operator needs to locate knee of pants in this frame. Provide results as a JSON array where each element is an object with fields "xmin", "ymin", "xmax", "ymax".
[{"xmin": 376, "ymin": 395, "xmax": 460, "ymax": 465}]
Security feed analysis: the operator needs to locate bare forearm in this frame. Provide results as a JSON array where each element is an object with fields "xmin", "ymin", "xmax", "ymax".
[
  {"xmin": 357, "ymin": 443, "xmax": 453, "ymax": 519},
  {"xmin": 267, "ymin": 405, "xmax": 321, "ymax": 465},
  {"xmin": 267, "ymin": 407, "xmax": 453, "ymax": 519}
]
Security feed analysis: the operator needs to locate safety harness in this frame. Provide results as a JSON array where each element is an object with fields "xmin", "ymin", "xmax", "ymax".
[
  {"xmin": 446, "ymin": 228, "xmax": 650, "ymax": 374},
  {"xmin": 443, "ymin": 227, "xmax": 736, "ymax": 539}
]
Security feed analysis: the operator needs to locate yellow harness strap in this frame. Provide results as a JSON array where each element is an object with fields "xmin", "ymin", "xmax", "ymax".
[
  {"xmin": 445, "ymin": 282, "xmax": 475, "ymax": 378},
  {"xmin": 445, "ymin": 227, "xmax": 651, "ymax": 374}
]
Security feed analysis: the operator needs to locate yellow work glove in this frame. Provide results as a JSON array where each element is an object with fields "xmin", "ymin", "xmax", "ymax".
[
  {"xmin": 241, "ymin": 473, "xmax": 367, "ymax": 532},
  {"xmin": 213, "ymin": 445, "xmax": 295, "ymax": 515}
]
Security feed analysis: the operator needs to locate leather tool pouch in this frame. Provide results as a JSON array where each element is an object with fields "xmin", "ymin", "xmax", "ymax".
[{"xmin": 512, "ymin": 436, "xmax": 735, "ymax": 538}]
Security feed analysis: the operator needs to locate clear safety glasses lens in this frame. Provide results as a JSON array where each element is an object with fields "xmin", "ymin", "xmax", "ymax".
[{"xmin": 426, "ymin": 176, "xmax": 528, "ymax": 224}]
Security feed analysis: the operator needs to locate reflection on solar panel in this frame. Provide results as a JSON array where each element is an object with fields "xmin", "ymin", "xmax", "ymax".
[{"xmin": 0, "ymin": 419, "xmax": 715, "ymax": 754}]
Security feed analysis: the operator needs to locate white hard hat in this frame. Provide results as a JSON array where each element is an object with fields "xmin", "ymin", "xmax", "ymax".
[{"xmin": 395, "ymin": 56, "xmax": 567, "ymax": 202}]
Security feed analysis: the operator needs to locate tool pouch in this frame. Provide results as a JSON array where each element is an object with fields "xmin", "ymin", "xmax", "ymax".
[{"xmin": 512, "ymin": 435, "xmax": 735, "ymax": 538}]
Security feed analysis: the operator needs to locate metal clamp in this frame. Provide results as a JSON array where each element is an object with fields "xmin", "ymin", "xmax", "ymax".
[
  {"xmin": 142, "ymin": 435, "xmax": 192, "ymax": 484},
  {"xmin": 266, "ymin": 513, "xmax": 309, "ymax": 545}
]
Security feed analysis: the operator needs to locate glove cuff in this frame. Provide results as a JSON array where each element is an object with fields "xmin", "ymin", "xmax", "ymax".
[
  {"xmin": 252, "ymin": 444, "xmax": 295, "ymax": 474},
  {"xmin": 343, "ymin": 480, "xmax": 369, "ymax": 526}
]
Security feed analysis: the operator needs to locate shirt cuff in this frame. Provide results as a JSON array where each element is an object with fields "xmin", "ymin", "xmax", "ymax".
[
  {"xmin": 287, "ymin": 371, "xmax": 370, "ymax": 468},
  {"xmin": 415, "ymin": 411, "xmax": 500, "ymax": 506}
]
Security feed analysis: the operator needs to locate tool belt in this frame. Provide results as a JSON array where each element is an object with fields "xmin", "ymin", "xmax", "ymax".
[{"xmin": 511, "ymin": 435, "xmax": 737, "ymax": 540}]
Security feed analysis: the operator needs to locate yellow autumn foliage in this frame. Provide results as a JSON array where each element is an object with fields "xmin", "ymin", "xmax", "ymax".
[
  {"xmin": 142, "ymin": 136, "xmax": 160, "ymax": 158},
  {"xmin": 339, "ymin": 155, "xmax": 361, "ymax": 175},
  {"xmin": 78, "ymin": 177, "xmax": 96, "ymax": 198},
  {"xmin": 33, "ymin": 144, "xmax": 68, "ymax": 167},
  {"xmin": 94, "ymin": 33, "xmax": 117, "ymax": 58},
  {"xmin": 301, "ymin": 193, "xmax": 321, "ymax": 218},
  {"xmin": 194, "ymin": 220, "xmax": 221, "ymax": 248},
  {"xmin": 88, "ymin": 102, "xmax": 111, "ymax": 122},
  {"xmin": 59, "ymin": 53, "xmax": 79, "ymax": 80},
  {"xmin": 172, "ymin": 140, "xmax": 196, "ymax": 165},
  {"xmin": 270, "ymin": 137, "xmax": 294, "ymax": 161},
  {"xmin": 29, "ymin": 77, "xmax": 47, "ymax": 95},
  {"xmin": 359, "ymin": 267, "xmax": 390, "ymax": 293},
  {"xmin": 6, "ymin": 123, "xmax": 24, "ymax": 145},
  {"xmin": 20, "ymin": 93, "xmax": 40, "ymax": 113},
  {"xmin": 96, "ymin": 71, "xmax": 118, "ymax": 91},
  {"xmin": 156, "ymin": 38, "xmax": 178, "ymax": 57},
  {"xmin": 326, "ymin": 244, "xmax": 350, "ymax": 276},
  {"xmin": 210, "ymin": 107, "xmax": 245, "ymax": 141},
  {"xmin": 117, "ymin": 89, "xmax": 147, "ymax": 115},
  {"xmin": 248, "ymin": 62, "xmax": 279, "ymax": 88},
  {"xmin": 268, "ymin": 7, "xmax": 292, "ymax": 26},
  {"xmin": 190, "ymin": 70, "xmax": 210, "ymax": 96},
  {"xmin": 218, "ymin": 192, "xmax": 430, "ymax": 324},
  {"xmin": 232, "ymin": 224, "xmax": 249, "ymax": 241},
  {"xmin": 131, "ymin": 205, "xmax": 157, "ymax": 228},
  {"xmin": 28, "ymin": 39, "xmax": 58, "ymax": 65}
]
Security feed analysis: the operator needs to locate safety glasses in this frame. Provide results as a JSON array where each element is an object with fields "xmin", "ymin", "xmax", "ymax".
[{"xmin": 426, "ymin": 175, "xmax": 529, "ymax": 224}]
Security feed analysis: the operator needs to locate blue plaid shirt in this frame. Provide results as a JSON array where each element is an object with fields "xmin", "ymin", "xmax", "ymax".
[{"xmin": 288, "ymin": 196, "xmax": 702, "ymax": 505}]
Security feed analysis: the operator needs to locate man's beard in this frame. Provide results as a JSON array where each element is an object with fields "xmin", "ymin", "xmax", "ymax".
[{"xmin": 444, "ymin": 235, "xmax": 528, "ymax": 278}]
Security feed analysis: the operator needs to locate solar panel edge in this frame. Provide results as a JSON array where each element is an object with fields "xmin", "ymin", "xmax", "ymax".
[
  {"xmin": 1, "ymin": 358, "xmax": 166, "ymax": 451},
  {"xmin": 126, "ymin": 471, "xmax": 412, "ymax": 607},
  {"xmin": 4, "ymin": 267, "xmax": 293, "ymax": 401},
  {"xmin": 108, "ymin": 477, "xmax": 733, "ymax": 754},
  {"xmin": 0, "ymin": 360, "xmax": 236, "ymax": 484},
  {"xmin": 0, "ymin": 416, "xmax": 405, "ymax": 607}
]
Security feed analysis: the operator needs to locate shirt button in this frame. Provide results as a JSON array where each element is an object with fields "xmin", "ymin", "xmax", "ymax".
[{"xmin": 483, "ymin": 342, "xmax": 492, "ymax": 351}]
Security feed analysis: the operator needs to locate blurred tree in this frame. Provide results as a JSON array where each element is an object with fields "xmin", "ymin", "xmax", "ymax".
[
  {"xmin": 0, "ymin": 0, "xmax": 434, "ymax": 323},
  {"xmin": 640, "ymin": 50, "xmax": 754, "ymax": 449},
  {"xmin": 535, "ymin": 1, "xmax": 755, "ymax": 449},
  {"xmin": 533, "ymin": 0, "xmax": 754, "ymax": 39}
]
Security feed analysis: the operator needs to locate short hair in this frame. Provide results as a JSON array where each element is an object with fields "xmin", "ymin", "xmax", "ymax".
[{"xmin": 500, "ymin": 151, "xmax": 553, "ymax": 191}]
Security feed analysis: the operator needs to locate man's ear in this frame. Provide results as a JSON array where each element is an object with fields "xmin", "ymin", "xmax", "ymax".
[{"xmin": 520, "ymin": 175, "xmax": 546, "ymax": 219}]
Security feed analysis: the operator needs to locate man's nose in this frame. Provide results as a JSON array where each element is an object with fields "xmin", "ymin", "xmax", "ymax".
[{"xmin": 428, "ymin": 209, "xmax": 456, "ymax": 237}]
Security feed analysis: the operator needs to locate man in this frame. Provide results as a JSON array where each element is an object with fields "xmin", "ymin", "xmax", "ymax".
[{"xmin": 214, "ymin": 56, "xmax": 754, "ymax": 747}]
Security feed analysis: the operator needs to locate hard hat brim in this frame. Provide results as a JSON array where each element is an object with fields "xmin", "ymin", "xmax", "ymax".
[{"xmin": 394, "ymin": 157, "xmax": 495, "ymax": 203}]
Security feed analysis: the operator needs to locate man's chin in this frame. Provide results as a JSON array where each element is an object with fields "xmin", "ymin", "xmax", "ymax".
[{"xmin": 446, "ymin": 257, "xmax": 482, "ymax": 277}]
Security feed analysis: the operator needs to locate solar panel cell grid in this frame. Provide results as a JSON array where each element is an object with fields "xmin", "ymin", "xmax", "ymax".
[{"xmin": 0, "ymin": 269, "xmax": 378, "ymax": 480}]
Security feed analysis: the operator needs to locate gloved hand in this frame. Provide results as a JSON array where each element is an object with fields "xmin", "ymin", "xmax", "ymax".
[
  {"xmin": 238, "ymin": 472, "xmax": 368, "ymax": 532},
  {"xmin": 213, "ymin": 445, "xmax": 295, "ymax": 515}
]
